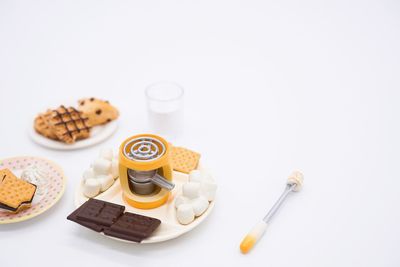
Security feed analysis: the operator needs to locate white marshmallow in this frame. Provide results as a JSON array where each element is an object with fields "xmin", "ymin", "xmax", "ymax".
[
  {"xmin": 176, "ymin": 204, "xmax": 195, "ymax": 225},
  {"xmin": 175, "ymin": 195, "xmax": 189, "ymax": 209},
  {"xmin": 191, "ymin": 196, "xmax": 209, "ymax": 217},
  {"xmin": 82, "ymin": 168, "xmax": 95, "ymax": 182},
  {"xmin": 182, "ymin": 182, "xmax": 201, "ymax": 199},
  {"xmin": 189, "ymin": 170, "xmax": 203, "ymax": 183},
  {"xmin": 99, "ymin": 148, "xmax": 113, "ymax": 161},
  {"xmin": 97, "ymin": 174, "xmax": 114, "ymax": 192},
  {"xmin": 200, "ymin": 181, "xmax": 218, "ymax": 201},
  {"xmin": 111, "ymin": 159, "xmax": 119, "ymax": 179},
  {"xmin": 93, "ymin": 158, "xmax": 111, "ymax": 175},
  {"xmin": 200, "ymin": 168, "xmax": 214, "ymax": 182},
  {"xmin": 83, "ymin": 178, "xmax": 101, "ymax": 198}
]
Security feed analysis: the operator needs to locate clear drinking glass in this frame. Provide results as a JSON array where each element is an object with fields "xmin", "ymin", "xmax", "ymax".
[{"xmin": 145, "ymin": 81, "xmax": 184, "ymax": 139}]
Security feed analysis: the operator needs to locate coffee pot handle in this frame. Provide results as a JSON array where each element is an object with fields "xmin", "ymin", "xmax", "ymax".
[{"xmin": 152, "ymin": 173, "xmax": 175, "ymax": 191}]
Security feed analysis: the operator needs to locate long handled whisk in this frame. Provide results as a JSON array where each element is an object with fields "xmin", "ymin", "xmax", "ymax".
[{"xmin": 240, "ymin": 171, "xmax": 304, "ymax": 254}]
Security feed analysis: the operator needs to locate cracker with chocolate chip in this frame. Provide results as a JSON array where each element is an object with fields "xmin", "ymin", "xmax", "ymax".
[{"xmin": 77, "ymin": 97, "xmax": 119, "ymax": 127}]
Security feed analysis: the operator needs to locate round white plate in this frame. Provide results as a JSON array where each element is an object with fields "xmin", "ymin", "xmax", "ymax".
[
  {"xmin": 0, "ymin": 156, "xmax": 66, "ymax": 224},
  {"xmin": 28, "ymin": 120, "xmax": 118, "ymax": 150},
  {"xmin": 74, "ymin": 165, "xmax": 216, "ymax": 244}
]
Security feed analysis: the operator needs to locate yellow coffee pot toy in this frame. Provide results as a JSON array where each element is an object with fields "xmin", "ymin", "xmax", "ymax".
[{"xmin": 119, "ymin": 134, "xmax": 175, "ymax": 209}]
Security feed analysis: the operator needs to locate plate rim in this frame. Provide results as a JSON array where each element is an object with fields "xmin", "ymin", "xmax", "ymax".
[
  {"xmin": 0, "ymin": 156, "xmax": 67, "ymax": 224},
  {"xmin": 73, "ymin": 169, "xmax": 216, "ymax": 244},
  {"xmin": 28, "ymin": 120, "xmax": 118, "ymax": 151}
]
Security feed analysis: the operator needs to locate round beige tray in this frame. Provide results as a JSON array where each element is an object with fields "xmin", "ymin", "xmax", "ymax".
[{"xmin": 74, "ymin": 165, "xmax": 216, "ymax": 243}]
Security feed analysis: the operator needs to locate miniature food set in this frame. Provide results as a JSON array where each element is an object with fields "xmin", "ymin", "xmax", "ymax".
[{"xmin": 69, "ymin": 133, "xmax": 217, "ymax": 243}]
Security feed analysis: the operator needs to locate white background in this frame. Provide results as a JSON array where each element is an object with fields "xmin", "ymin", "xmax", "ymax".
[{"xmin": 0, "ymin": 0, "xmax": 399, "ymax": 266}]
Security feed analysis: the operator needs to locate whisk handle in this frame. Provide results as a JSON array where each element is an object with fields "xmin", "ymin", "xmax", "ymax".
[{"xmin": 240, "ymin": 221, "xmax": 268, "ymax": 254}]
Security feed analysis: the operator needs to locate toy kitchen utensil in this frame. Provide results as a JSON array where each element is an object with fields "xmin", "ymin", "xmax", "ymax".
[
  {"xmin": 119, "ymin": 134, "xmax": 175, "ymax": 209},
  {"xmin": 240, "ymin": 171, "xmax": 304, "ymax": 254}
]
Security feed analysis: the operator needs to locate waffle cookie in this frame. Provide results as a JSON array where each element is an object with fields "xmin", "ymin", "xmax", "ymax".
[
  {"xmin": 170, "ymin": 147, "xmax": 201, "ymax": 174},
  {"xmin": 78, "ymin": 97, "xmax": 119, "ymax": 127},
  {"xmin": 34, "ymin": 110, "xmax": 58, "ymax": 140},
  {"xmin": 48, "ymin": 105, "xmax": 91, "ymax": 144},
  {"xmin": 34, "ymin": 106, "xmax": 91, "ymax": 144},
  {"xmin": 0, "ymin": 168, "xmax": 37, "ymax": 212}
]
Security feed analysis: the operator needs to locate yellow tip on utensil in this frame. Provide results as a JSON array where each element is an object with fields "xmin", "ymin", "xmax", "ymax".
[
  {"xmin": 240, "ymin": 235, "xmax": 256, "ymax": 254},
  {"xmin": 239, "ymin": 221, "xmax": 268, "ymax": 254}
]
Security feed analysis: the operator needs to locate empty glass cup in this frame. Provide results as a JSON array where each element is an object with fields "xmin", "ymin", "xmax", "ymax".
[{"xmin": 145, "ymin": 81, "xmax": 184, "ymax": 139}]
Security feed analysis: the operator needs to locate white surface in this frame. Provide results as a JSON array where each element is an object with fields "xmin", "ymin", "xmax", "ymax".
[
  {"xmin": 74, "ymin": 167, "xmax": 216, "ymax": 243},
  {"xmin": 0, "ymin": 0, "xmax": 399, "ymax": 266},
  {"xmin": 28, "ymin": 120, "xmax": 118, "ymax": 150}
]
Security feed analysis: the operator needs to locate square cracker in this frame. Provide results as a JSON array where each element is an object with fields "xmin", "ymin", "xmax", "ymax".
[
  {"xmin": 0, "ymin": 168, "xmax": 36, "ymax": 211},
  {"xmin": 170, "ymin": 146, "xmax": 201, "ymax": 174},
  {"xmin": 0, "ymin": 169, "xmax": 14, "ymax": 184}
]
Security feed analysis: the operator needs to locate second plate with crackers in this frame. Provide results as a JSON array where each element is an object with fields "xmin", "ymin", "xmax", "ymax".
[{"xmin": 0, "ymin": 156, "xmax": 66, "ymax": 224}]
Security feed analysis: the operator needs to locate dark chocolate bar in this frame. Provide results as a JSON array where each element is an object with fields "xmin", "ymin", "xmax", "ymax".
[
  {"xmin": 76, "ymin": 198, "xmax": 125, "ymax": 227},
  {"xmin": 67, "ymin": 201, "xmax": 105, "ymax": 232},
  {"xmin": 104, "ymin": 212, "xmax": 161, "ymax": 243},
  {"xmin": 67, "ymin": 199, "xmax": 161, "ymax": 243}
]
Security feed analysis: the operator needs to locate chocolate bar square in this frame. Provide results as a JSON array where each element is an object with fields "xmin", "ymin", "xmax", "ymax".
[
  {"xmin": 76, "ymin": 199, "xmax": 125, "ymax": 227},
  {"xmin": 67, "ymin": 202, "xmax": 104, "ymax": 232},
  {"xmin": 104, "ymin": 212, "xmax": 161, "ymax": 243}
]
